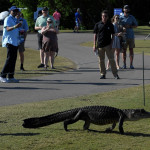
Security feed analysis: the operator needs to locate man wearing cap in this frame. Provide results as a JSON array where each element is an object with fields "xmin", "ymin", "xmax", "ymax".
[
  {"xmin": 35, "ymin": 7, "xmax": 55, "ymax": 68},
  {"xmin": 0, "ymin": 6, "xmax": 22, "ymax": 83},
  {"xmin": 120, "ymin": 5, "xmax": 138, "ymax": 69}
]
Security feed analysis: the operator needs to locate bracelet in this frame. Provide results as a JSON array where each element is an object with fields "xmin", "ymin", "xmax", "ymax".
[{"xmin": 13, "ymin": 25, "xmax": 16, "ymax": 29}]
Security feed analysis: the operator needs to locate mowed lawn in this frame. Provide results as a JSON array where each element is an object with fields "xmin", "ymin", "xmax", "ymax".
[
  {"xmin": 0, "ymin": 47, "xmax": 77, "ymax": 79},
  {"xmin": 0, "ymin": 85, "xmax": 150, "ymax": 150},
  {"xmin": 0, "ymin": 27, "xmax": 150, "ymax": 149}
]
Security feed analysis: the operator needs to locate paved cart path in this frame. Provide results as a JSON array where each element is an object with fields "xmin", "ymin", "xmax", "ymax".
[{"xmin": 0, "ymin": 26, "xmax": 150, "ymax": 106}]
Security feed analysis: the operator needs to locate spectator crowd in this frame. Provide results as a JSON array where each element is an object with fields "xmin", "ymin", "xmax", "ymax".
[{"xmin": 0, "ymin": 5, "xmax": 137, "ymax": 83}]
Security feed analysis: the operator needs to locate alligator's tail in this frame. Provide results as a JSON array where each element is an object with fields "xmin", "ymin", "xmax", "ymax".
[{"xmin": 22, "ymin": 108, "xmax": 79, "ymax": 128}]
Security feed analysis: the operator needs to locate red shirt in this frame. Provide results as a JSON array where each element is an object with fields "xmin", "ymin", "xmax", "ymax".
[{"xmin": 53, "ymin": 11, "xmax": 61, "ymax": 20}]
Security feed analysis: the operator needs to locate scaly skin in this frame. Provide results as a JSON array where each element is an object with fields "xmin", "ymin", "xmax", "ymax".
[{"xmin": 23, "ymin": 105, "xmax": 150, "ymax": 134}]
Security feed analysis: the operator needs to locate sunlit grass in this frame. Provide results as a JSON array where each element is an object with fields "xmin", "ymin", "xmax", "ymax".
[
  {"xmin": 0, "ymin": 47, "xmax": 77, "ymax": 79},
  {"xmin": 81, "ymin": 39, "xmax": 150, "ymax": 55},
  {"xmin": 0, "ymin": 85, "xmax": 150, "ymax": 149}
]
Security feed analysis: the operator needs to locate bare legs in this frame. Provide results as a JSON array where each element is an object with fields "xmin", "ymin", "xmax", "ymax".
[
  {"xmin": 44, "ymin": 51, "xmax": 55, "ymax": 69},
  {"xmin": 40, "ymin": 49, "xmax": 44, "ymax": 64},
  {"xmin": 122, "ymin": 48, "xmax": 134, "ymax": 69},
  {"xmin": 19, "ymin": 51, "xmax": 25, "ymax": 70}
]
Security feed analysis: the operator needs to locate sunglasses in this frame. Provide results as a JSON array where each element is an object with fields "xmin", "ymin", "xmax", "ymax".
[
  {"xmin": 102, "ymin": 15, "xmax": 108, "ymax": 18},
  {"xmin": 13, "ymin": 9, "xmax": 19, "ymax": 12},
  {"xmin": 115, "ymin": 17, "xmax": 119, "ymax": 19}
]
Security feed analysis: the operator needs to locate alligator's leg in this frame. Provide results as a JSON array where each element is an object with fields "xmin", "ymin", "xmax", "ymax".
[
  {"xmin": 64, "ymin": 110, "xmax": 83, "ymax": 131},
  {"xmin": 105, "ymin": 123, "xmax": 116, "ymax": 132},
  {"xmin": 83, "ymin": 120, "xmax": 90, "ymax": 130},
  {"xmin": 118, "ymin": 112, "xmax": 125, "ymax": 134}
]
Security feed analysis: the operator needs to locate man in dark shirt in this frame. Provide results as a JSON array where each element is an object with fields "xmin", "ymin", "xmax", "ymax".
[{"xmin": 93, "ymin": 10, "xmax": 119, "ymax": 79}]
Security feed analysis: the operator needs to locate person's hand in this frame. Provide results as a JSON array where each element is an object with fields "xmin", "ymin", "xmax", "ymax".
[
  {"xmin": 117, "ymin": 33, "xmax": 122, "ymax": 36},
  {"xmin": 15, "ymin": 22, "xmax": 22, "ymax": 28},
  {"xmin": 93, "ymin": 45, "xmax": 96, "ymax": 52},
  {"xmin": 39, "ymin": 26, "xmax": 43, "ymax": 30},
  {"xmin": 125, "ymin": 24, "xmax": 131, "ymax": 28}
]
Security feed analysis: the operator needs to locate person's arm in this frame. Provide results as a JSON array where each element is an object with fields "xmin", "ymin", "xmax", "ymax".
[
  {"xmin": 111, "ymin": 34, "xmax": 115, "ymax": 48},
  {"xmin": 35, "ymin": 18, "xmax": 42, "ymax": 30},
  {"xmin": 124, "ymin": 16, "xmax": 138, "ymax": 29},
  {"xmin": 93, "ymin": 23, "xmax": 98, "ymax": 51},
  {"xmin": 35, "ymin": 26, "xmax": 42, "ymax": 30},
  {"xmin": 93, "ymin": 34, "xmax": 97, "ymax": 51},
  {"xmin": 6, "ymin": 22, "xmax": 22, "ymax": 31},
  {"xmin": 41, "ymin": 26, "xmax": 49, "ymax": 35},
  {"xmin": 24, "ymin": 20, "xmax": 29, "ymax": 41},
  {"xmin": 49, "ymin": 26, "xmax": 59, "ymax": 34}
]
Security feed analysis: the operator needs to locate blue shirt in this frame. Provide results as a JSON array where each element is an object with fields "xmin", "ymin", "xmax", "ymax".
[
  {"xmin": 120, "ymin": 14, "xmax": 138, "ymax": 39},
  {"xmin": 2, "ymin": 14, "xmax": 20, "ymax": 47},
  {"xmin": 17, "ymin": 17, "xmax": 29, "ymax": 43},
  {"xmin": 18, "ymin": 18, "xmax": 29, "ymax": 32},
  {"xmin": 75, "ymin": 12, "xmax": 81, "ymax": 22}
]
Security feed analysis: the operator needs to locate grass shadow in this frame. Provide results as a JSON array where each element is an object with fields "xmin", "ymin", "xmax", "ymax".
[
  {"xmin": 0, "ymin": 133, "xmax": 40, "ymax": 136},
  {"xmin": 87, "ymin": 129, "xmax": 150, "ymax": 137}
]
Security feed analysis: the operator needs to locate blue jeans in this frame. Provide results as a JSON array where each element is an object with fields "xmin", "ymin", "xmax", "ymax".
[{"xmin": 1, "ymin": 44, "xmax": 18, "ymax": 78}]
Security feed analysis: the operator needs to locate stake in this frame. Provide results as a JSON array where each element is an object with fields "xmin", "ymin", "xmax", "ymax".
[
  {"xmin": 143, "ymin": 51, "xmax": 145, "ymax": 106},
  {"xmin": 144, "ymin": 33, "xmax": 150, "ymax": 40}
]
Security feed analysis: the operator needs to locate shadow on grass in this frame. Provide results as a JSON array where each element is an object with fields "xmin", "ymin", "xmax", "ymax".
[
  {"xmin": 0, "ymin": 133, "xmax": 40, "ymax": 136},
  {"xmin": 86, "ymin": 129, "xmax": 150, "ymax": 137},
  {"xmin": 58, "ymin": 128, "xmax": 150, "ymax": 137}
]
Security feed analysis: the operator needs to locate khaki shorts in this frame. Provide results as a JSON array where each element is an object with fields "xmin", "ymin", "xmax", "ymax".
[
  {"xmin": 18, "ymin": 42, "xmax": 25, "ymax": 52},
  {"xmin": 124, "ymin": 39, "xmax": 135, "ymax": 49}
]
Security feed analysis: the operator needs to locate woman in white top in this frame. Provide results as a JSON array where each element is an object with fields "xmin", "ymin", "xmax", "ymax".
[{"xmin": 106, "ymin": 15, "xmax": 124, "ymax": 70}]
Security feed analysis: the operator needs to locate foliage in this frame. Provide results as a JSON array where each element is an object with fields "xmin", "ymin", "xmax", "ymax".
[{"xmin": 4, "ymin": 0, "xmax": 150, "ymax": 30}]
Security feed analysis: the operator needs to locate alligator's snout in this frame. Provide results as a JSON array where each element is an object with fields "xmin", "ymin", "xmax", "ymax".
[{"xmin": 131, "ymin": 109, "xmax": 150, "ymax": 120}]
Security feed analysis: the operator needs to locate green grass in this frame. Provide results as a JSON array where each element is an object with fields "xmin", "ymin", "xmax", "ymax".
[
  {"xmin": 0, "ymin": 47, "xmax": 77, "ymax": 79},
  {"xmin": 1, "ymin": 27, "xmax": 150, "ymax": 149},
  {"xmin": 81, "ymin": 39, "xmax": 150, "ymax": 55},
  {"xmin": 59, "ymin": 26, "xmax": 150, "ymax": 35},
  {"xmin": 0, "ymin": 85, "xmax": 150, "ymax": 150},
  {"xmin": 134, "ymin": 26, "xmax": 150, "ymax": 35}
]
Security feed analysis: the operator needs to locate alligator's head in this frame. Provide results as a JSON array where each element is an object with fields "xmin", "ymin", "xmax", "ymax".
[{"xmin": 123, "ymin": 109, "xmax": 150, "ymax": 121}]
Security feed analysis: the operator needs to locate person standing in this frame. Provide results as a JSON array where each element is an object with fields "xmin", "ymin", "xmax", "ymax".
[
  {"xmin": 16, "ymin": 12, "xmax": 29, "ymax": 71},
  {"xmin": 106, "ymin": 15, "xmax": 125, "ymax": 70},
  {"xmin": 120, "ymin": 5, "xmax": 138, "ymax": 69},
  {"xmin": 41, "ymin": 18, "xmax": 59, "ymax": 69},
  {"xmin": 74, "ymin": 8, "xmax": 81, "ymax": 33},
  {"xmin": 93, "ymin": 10, "xmax": 119, "ymax": 79},
  {"xmin": 53, "ymin": 9, "xmax": 61, "ymax": 29},
  {"xmin": 0, "ymin": 6, "xmax": 22, "ymax": 83},
  {"xmin": 35, "ymin": 7, "xmax": 55, "ymax": 68}
]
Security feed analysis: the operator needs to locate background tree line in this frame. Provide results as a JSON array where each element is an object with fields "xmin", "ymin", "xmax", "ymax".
[{"xmin": 1, "ymin": 0, "xmax": 150, "ymax": 31}]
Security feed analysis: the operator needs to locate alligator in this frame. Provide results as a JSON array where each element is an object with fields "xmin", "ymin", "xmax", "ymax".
[{"xmin": 22, "ymin": 105, "xmax": 150, "ymax": 134}]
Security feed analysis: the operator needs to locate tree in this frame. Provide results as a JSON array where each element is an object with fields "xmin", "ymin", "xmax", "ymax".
[
  {"xmin": 10, "ymin": 0, "xmax": 39, "ymax": 30},
  {"xmin": 8, "ymin": 0, "xmax": 150, "ymax": 30}
]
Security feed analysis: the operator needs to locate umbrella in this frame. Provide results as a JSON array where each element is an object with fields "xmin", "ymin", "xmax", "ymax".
[{"xmin": 0, "ymin": 11, "xmax": 9, "ymax": 20}]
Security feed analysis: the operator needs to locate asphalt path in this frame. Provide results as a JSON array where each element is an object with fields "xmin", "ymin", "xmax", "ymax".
[{"xmin": 0, "ymin": 26, "xmax": 150, "ymax": 106}]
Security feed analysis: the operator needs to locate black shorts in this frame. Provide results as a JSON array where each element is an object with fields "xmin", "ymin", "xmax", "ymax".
[
  {"xmin": 18, "ymin": 42, "xmax": 25, "ymax": 52},
  {"xmin": 37, "ymin": 32, "xmax": 43, "ymax": 50}
]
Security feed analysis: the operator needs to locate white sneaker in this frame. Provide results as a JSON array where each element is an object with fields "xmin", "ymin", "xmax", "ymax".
[
  {"xmin": 7, "ymin": 78, "xmax": 19, "ymax": 83},
  {"xmin": 0, "ymin": 77, "xmax": 8, "ymax": 83}
]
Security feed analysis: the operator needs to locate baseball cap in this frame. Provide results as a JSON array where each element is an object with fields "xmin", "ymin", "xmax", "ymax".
[
  {"xmin": 123, "ymin": 5, "xmax": 130, "ymax": 9},
  {"xmin": 42, "ymin": 7, "xmax": 48, "ymax": 11},
  {"xmin": 47, "ymin": 18, "xmax": 53, "ymax": 22},
  {"xmin": 9, "ymin": 6, "xmax": 19, "ymax": 11}
]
